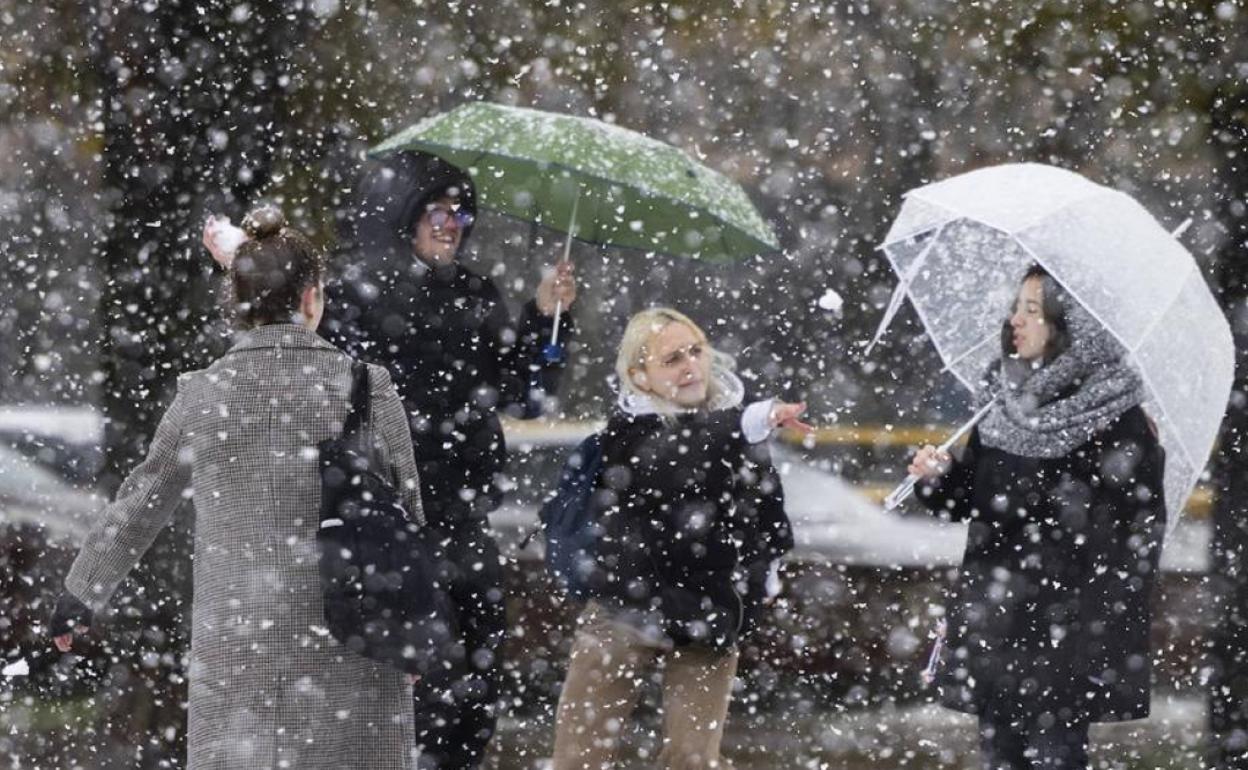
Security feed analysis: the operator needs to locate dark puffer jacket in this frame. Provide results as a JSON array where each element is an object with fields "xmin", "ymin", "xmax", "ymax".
[
  {"xmin": 917, "ymin": 405, "xmax": 1165, "ymax": 723},
  {"xmin": 586, "ymin": 407, "xmax": 793, "ymax": 651},
  {"xmin": 324, "ymin": 261, "xmax": 570, "ymax": 525}
]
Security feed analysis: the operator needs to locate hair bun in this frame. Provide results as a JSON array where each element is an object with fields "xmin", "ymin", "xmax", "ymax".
[{"xmin": 242, "ymin": 205, "xmax": 286, "ymax": 239}]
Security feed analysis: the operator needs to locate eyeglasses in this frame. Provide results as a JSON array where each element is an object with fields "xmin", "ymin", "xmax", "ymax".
[{"xmin": 425, "ymin": 207, "xmax": 475, "ymax": 232}]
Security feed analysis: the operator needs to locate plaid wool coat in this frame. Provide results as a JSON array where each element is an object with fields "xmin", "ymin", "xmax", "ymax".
[{"xmin": 63, "ymin": 324, "xmax": 423, "ymax": 769}]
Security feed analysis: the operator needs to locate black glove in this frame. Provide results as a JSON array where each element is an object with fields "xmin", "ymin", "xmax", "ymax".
[
  {"xmin": 739, "ymin": 559, "xmax": 779, "ymax": 639},
  {"xmin": 49, "ymin": 592, "xmax": 93, "ymax": 636}
]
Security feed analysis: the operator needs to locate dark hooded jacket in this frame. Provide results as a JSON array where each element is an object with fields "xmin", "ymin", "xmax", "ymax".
[
  {"xmin": 321, "ymin": 151, "xmax": 575, "ymax": 527},
  {"xmin": 917, "ymin": 406, "xmax": 1165, "ymax": 723},
  {"xmin": 584, "ymin": 406, "xmax": 794, "ymax": 651}
]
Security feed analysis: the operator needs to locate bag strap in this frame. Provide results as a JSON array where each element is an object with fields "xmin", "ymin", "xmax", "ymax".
[{"xmin": 343, "ymin": 361, "xmax": 371, "ymax": 438}]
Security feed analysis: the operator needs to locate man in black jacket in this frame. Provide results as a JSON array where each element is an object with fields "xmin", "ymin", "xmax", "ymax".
[{"xmin": 321, "ymin": 151, "xmax": 577, "ymax": 769}]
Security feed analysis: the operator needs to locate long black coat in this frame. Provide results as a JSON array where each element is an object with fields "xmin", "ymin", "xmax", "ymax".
[
  {"xmin": 917, "ymin": 405, "xmax": 1165, "ymax": 723},
  {"xmin": 587, "ymin": 407, "xmax": 794, "ymax": 651},
  {"xmin": 322, "ymin": 261, "xmax": 573, "ymax": 527}
]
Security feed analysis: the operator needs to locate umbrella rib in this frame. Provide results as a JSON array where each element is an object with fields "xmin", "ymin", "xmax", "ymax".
[
  {"xmin": 1134, "ymin": 365, "xmax": 1199, "ymax": 535},
  {"xmin": 1127, "ymin": 263, "xmax": 1193, "ymax": 357},
  {"xmin": 908, "ymin": 181, "xmax": 1106, "ymax": 237},
  {"xmin": 879, "ymin": 212, "xmax": 1024, "ymax": 251},
  {"xmin": 590, "ymin": 182, "xmax": 604, "ymax": 248},
  {"xmin": 878, "ymin": 208, "xmax": 961, "ymax": 250},
  {"xmin": 1133, "ymin": 366, "xmax": 1197, "ymax": 473},
  {"xmin": 939, "ymin": 329, "xmax": 1000, "ymax": 375},
  {"xmin": 715, "ymin": 212, "xmax": 733, "ymax": 261},
  {"xmin": 1011, "ymin": 188, "xmax": 1120, "ymax": 236},
  {"xmin": 896, "ymin": 273, "xmax": 982, "ymax": 395},
  {"xmin": 867, "ymin": 222, "xmax": 948, "ymax": 356}
]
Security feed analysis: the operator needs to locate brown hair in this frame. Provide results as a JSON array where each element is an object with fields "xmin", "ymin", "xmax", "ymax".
[{"xmin": 231, "ymin": 206, "xmax": 324, "ymax": 327}]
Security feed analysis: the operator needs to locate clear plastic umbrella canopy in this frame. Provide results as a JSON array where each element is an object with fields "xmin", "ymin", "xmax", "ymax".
[{"xmin": 875, "ymin": 162, "xmax": 1233, "ymax": 532}]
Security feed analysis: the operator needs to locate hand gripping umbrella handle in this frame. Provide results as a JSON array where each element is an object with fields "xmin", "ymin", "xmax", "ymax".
[{"xmin": 882, "ymin": 397, "xmax": 999, "ymax": 511}]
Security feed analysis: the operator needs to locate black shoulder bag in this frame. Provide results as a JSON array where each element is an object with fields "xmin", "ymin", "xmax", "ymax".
[{"xmin": 318, "ymin": 362, "xmax": 463, "ymax": 683}]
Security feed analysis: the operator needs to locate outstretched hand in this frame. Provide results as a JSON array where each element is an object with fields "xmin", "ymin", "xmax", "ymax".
[{"xmin": 770, "ymin": 401, "xmax": 813, "ymax": 435}]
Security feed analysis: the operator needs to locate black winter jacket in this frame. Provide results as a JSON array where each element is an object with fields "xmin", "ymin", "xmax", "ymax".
[
  {"xmin": 586, "ymin": 407, "xmax": 793, "ymax": 651},
  {"xmin": 321, "ymin": 261, "xmax": 574, "ymax": 527},
  {"xmin": 917, "ymin": 405, "xmax": 1165, "ymax": 723}
]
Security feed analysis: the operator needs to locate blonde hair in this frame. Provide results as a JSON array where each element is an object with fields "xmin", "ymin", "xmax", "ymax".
[{"xmin": 615, "ymin": 307, "xmax": 732, "ymax": 411}]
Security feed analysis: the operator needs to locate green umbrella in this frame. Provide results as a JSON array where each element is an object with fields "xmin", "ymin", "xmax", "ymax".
[
  {"xmin": 370, "ymin": 103, "xmax": 779, "ymax": 347},
  {"xmin": 370, "ymin": 102, "xmax": 779, "ymax": 262}
]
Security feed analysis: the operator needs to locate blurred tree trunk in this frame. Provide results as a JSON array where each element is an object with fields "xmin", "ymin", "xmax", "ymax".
[
  {"xmin": 85, "ymin": 0, "xmax": 310, "ymax": 764},
  {"xmin": 92, "ymin": 2, "xmax": 307, "ymax": 483},
  {"xmin": 1209, "ymin": 76, "xmax": 1248, "ymax": 768}
]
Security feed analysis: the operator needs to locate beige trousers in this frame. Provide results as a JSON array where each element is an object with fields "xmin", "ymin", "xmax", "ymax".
[{"xmin": 551, "ymin": 602, "xmax": 739, "ymax": 770}]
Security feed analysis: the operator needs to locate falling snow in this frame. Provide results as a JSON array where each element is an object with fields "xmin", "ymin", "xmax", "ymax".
[{"xmin": 3, "ymin": 2, "xmax": 1248, "ymax": 769}]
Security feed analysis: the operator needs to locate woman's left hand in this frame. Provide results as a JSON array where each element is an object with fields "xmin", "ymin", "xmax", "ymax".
[
  {"xmin": 202, "ymin": 215, "xmax": 247, "ymax": 270},
  {"xmin": 536, "ymin": 262, "xmax": 577, "ymax": 316},
  {"xmin": 770, "ymin": 401, "xmax": 813, "ymax": 435}
]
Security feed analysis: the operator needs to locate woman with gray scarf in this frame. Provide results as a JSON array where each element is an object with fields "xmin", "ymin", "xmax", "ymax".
[{"xmin": 908, "ymin": 266, "xmax": 1165, "ymax": 769}]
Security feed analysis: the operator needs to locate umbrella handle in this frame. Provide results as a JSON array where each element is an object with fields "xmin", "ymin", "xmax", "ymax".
[
  {"xmin": 546, "ymin": 188, "xmax": 580, "ymax": 356},
  {"xmin": 550, "ymin": 299, "xmax": 563, "ymax": 345},
  {"xmin": 543, "ymin": 299, "xmax": 565, "ymax": 363},
  {"xmin": 884, "ymin": 474, "xmax": 920, "ymax": 511},
  {"xmin": 883, "ymin": 397, "xmax": 999, "ymax": 511},
  {"xmin": 544, "ymin": 303, "xmax": 567, "ymax": 364}
]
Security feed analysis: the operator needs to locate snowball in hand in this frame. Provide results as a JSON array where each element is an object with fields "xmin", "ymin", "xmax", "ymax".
[{"xmin": 202, "ymin": 215, "xmax": 249, "ymax": 269}]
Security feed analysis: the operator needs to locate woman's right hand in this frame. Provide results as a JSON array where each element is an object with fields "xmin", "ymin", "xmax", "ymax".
[{"xmin": 907, "ymin": 445, "xmax": 952, "ymax": 480}]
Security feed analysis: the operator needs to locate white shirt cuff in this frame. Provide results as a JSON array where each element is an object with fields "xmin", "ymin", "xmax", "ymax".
[{"xmin": 741, "ymin": 399, "xmax": 775, "ymax": 444}]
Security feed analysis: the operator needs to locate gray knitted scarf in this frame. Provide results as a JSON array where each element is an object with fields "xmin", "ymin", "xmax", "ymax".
[{"xmin": 978, "ymin": 280, "xmax": 1146, "ymax": 458}]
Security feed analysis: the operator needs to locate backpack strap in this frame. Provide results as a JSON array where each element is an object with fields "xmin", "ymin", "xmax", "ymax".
[{"xmin": 343, "ymin": 361, "xmax": 371, "ymax": 438}]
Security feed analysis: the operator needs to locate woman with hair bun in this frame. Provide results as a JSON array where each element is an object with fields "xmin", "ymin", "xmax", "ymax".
[{"xmin": 50, "ymin": 206, "xmax": 423, "ymax": 769}]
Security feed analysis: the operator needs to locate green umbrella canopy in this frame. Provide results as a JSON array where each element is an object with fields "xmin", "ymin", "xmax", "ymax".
[{"xmin": 369, "ymin": 102, "xmax": 779, "ymax": 263}]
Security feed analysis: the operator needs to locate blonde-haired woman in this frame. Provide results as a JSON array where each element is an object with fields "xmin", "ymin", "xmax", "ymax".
[{"xmin": 551, "ymin": 307, "xmax": 807, "ymax": 769}]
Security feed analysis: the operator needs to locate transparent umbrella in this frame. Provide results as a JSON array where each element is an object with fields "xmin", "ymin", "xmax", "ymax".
[{"xmin": 873, "ymin": 162, "xmax": 1233, "ymax": 533}]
